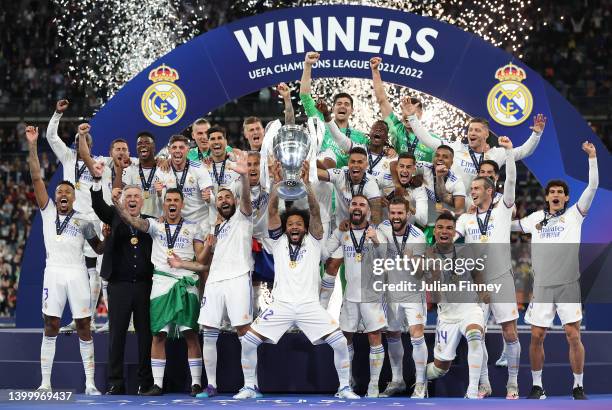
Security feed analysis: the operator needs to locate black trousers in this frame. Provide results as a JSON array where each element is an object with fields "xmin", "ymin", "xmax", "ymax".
[{"xmin": 107, "ymin": 280, "xmax": 153, "ymax": 390}]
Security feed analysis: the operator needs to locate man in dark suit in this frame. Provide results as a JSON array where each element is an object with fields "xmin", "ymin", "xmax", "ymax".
[{"xmin": 90, "ymin": 174, "xmax": 154, "ymax": 395}]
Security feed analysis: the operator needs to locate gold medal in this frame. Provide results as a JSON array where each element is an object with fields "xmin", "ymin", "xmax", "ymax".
[
  {"xmin": 75, "ymin": 182, "xmax": 81, "ymax": 190},
  {"xmin": 480, "ymin": 235, "xmax": 488, "ymax": 242},
  {"xmin": 55, "ymin": 235, "xmax": 62, "ymax": 242},
  {"xmin": 355, "ymin": 253, "xmax": 362, "ymax": 262},
  {"xmin": 535, "ymin": 223, "xmax": 542, "ymax": 231},
  {"xmin": 435, "ymin": 202, "xmax": 443, "ymax": 211},
  {"xmin": 289, "ymin": 260, "xmax": 297, "ymax": 269},
  {"xmin": 130, "ymin": 237, "xmax": 139, "ymax": 245},
  {"xmin": 144, "ymin": 191, "xmax": 150, "ymax": 199},
  {"xmin": 167, "ymin": 249, "xmax": 174, "ymax": 255}
]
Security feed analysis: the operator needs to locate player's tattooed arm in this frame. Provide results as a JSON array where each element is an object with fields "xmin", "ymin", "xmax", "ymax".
[
  {"xmin": 370, "ymin": 197, "xmax": 383, "ymax": 225},
  {"xmin": 25, "ymin": 126, "xmax": 49, "ymax": 209},
  {"xmin": 277, "ymin": 82, "xmax": 295, "ymax": 125},
  {"xmin": 303, "ymin": 162, "xmax": 323, "ymax": 240},
  {"xmin": 112, "ymin": 195, "xmax": 150, "ymax": 232},
  {"xmin": 268, "ymin": 181, "xmax": 282, "ymax": 232},
  {"xmin": 234, "ymin": 151, "xmax": 253, "ymax": 216},
  {"xmin": 370, "ymin": 56, "xmax": 393, "ymax": 119},
  {"xmin": 434, "ymin": 172, "xmax": 454, "ymax": 206},
  {"xmin": 453, "ymin": 195, "xmax": 465, "ymax": 216}
]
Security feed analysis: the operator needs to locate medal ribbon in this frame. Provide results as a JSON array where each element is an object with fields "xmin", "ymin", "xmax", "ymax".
[
  {"xmin": 345, "ymin": 170, "xmax": 367, "ymax": 197},
  {"xmin": 165, "ymin": 218, "xmax": 184, "ymax": 251},
  {"xmin": 393, "ymin": 224, "xmax": 411, "ymax": 256},
  {"xmin": 540, "ymin": 208, "xmax": 566, "ymax": 228},
  {"xmin": 406, "ymin": 132, "xmax": 419, "ymax": 154},
  {"xmin": 476, "ymin": 200, "xmax": 494, "ymax": 238},
  {"xmin": 171, "ymin": 162, "xmax": 189, "ymax": 192},
  {"xmin": 139, "ymin": 165, "xmax": 157, "ymax": 192},
  {"xmin": 288, "ymin": 240, "xmax": 302, "ymax": 263},
  {"xmin": 214, "ymin": 220, "xmax": 229, "ymax": 237},
  {"xmin": 212, "ymin": 158, "xmax": 227, "ymax": 186},
  {"xmin": 56, "ymin": 209, "xmax": 76, "ymax": 236},
  {"xmin": 74, "ymin": 161, "xmax": 87, "ymax": 186},
  {"xmin": 468, "ymin": 148, "xmax": 483, "ymax": 173},
  {"xmin": 435, "ymin": 245, "xmax": 457, "ymax": 278},
  {"xmin": 349, "ymin": 224, "xmax": 369, "ymax": 257},
  {"xmin": 367, "ymin": 149, "xmax": 384, "ymax": 174}
]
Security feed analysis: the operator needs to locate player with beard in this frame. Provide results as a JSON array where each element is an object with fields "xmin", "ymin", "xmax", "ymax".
[
  {"xmin": 388, "ymin": 153, "xmax": 428, "ymax": 227},
  {"xmin": 376, "ymin": 197, "xmax": 428, "ymax": 398},
  {"xmin": 513, "ymin": 142, "xmax": 598, "ymax": 400},
  {"xmin": 424, "ymin": 213, "xmax": 486, "ymax": 399},
  {"xmin": 455, "ymin": 136, "xmax": 521, "ymax": 399},
  {"xmin": 403, "ymin": 99, "xmax": 545, "ymax": 203},
  {"xmin": 233, "ymin": 164, "xmax": 359, "ymax": 400},
  {"xmin": 371, "ymin": 56, "xmax": 441, "ymax": 162},
  {"xmin": 326, "ymin": 195, "xmax": 387, "ymax": 397},
  {"xmin": 317, "ymin": 147, "xmax": 382, "ymax": 310},
  {"xmin": 300, "ymin": 52, "xmax": 369, "ymax": 167},
  {"xmin": 26, "ymin": 125, "xmax": 105, "ymax": 395},
  {"xmin": 157, "ymin": 134, "xmax": 213, "ymax": 235},
  {"xmin": 113, "ymin": 187, "xmax": 208, "ymax": 397},
  {"xmin": 197, "ymin": 151, "xmax": 254, "ymax": 398},
  {"xmin": 316, "ymin": 100, "xmax": 397, "ymax": 199}
]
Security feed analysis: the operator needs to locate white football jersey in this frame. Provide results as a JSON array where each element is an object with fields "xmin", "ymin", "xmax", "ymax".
[
  {"xmin": 157, "ymin": 160, "xmax": 213, "ymax": 224},
  {"xmin": 231, "ymin": 181, "xmax": 270, "ymax": 240},
  {"xmin": 41, "ymin": 200, "xmax": 92, "ymax": 269},
  {"xmin": 147, "ymin": 218, "xmax": 203, "ymax": 278},
  {"xmin": 267, "ymin": 234, "xmax": 322, "ymax": 304},
  {"xmin": 519, "ymin": 204, "xmax": 585, "ymax": 286},
  {"xmin": 208, "ymin": 210, "xmax": 254, "ymax": 283},
  {"xmin": 418, "ymin": 162, "xmax": 466, "ymax": 224},
  {"xmin": 327, "ymin": 167, "xmax": 380, "ymax": 224},
  {"xmin": 123, "ymin": 164, "xmax": 164, "ymax": 217}
]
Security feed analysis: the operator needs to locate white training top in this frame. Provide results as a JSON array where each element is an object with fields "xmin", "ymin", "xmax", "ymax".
[
  {"xmin": 41, "ymin": 200, "xmax": 95, "ymax": 269},
  {"xmin": 147, "ymin": 218, "xmax": 203, "ymax": 278},
  {"xmin": 327, "ymin": 167, "xmax": 380, "ymax": 224},
  {"xmin": 208, "ymin": 209, "xmax": 254, "ymax": 283},
  {"xmin": 267, "ymin": 234, "xmax": 322, "ymax": 304}
]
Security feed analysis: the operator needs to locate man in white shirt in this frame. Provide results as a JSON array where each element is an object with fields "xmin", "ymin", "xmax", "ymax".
[
  {"xmin": 233, "ymin": 165, "xmax": 359, "ymax": 400},
  {"xmin": 513, "ymin": 142, "xmax": 598, "ymax": 400}
]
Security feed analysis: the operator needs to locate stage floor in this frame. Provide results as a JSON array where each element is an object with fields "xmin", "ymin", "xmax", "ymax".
[{"xmin": 1, "ymin": 394, "xmax": 612, "ymax": 409}]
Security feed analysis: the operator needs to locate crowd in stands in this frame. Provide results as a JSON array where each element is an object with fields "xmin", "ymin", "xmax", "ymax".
[{"xmin": 0, "ymin": 0, "xmax": 608, "ymax": 319}]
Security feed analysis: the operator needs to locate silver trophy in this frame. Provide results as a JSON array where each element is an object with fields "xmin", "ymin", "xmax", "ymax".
[{"xmin": 272, "ymin": 124, "xmax": 312, "ymax": 200}]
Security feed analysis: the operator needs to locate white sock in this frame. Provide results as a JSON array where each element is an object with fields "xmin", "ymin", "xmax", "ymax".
[
  {"xmin": 505, "ymin": 339, "xmax": 521, "ymax": 386},
  {"xmin": 501, "ymin": 339, "xmax": 508, "ymax": 358},
  {"xmin": 202, "ymin": 328, "xmax": 219, "ymax": 388},
  {"xmin": 411, "ymin": 336, "xmax": 427, "ymax": 384},
  {"xmin": 241, "ymin": 331, "xmax": 262, "ymax": 388},
  {"xmin": 532, "ymin": 369, "xmax": 543, "ymax": 387},
  {"xmin": 151, "ymin": 359, "xmax": 166, "ymax": 388},
  {"xmin": 101, "ymin": 280, "xmax": 108, "ymax": 314},
  {"xmin": 188, "ymin": 357, "xmax": 202, "ymax": 386},
  {"xmin": 369, "ymin": 344, "xmax": 385, "ymax": 385},
  {"xmin": 88, "ymin": 268, "xmax": 101, "ymax": 316},
  {"xmin": 573, "ymin": 373, "xmax": 583, "ymax": 388},
  {"xmin": 426, "ymin": 362, "xmax": 448, "ymax": 380},
  {"xmin": 386, "ymin": 335, "xmax": 404, "ymax": 383},
  {"xmin": 480, "ymin": 338, "xmax": 490, "ymax": 385},
  {"xmin": 40, "ymin": 335, "xmax": 57, "ymax": 387},
  {"xmin": 78, "ymin": 338, "xmax": 95, "ymax": 385},
  {"xmin": 325, "ymin": 330, "xmax": 350, "ymax": 389},
  {"xmin": 466, "ymin": 329, "xmax": 483, "ymax": 395},
  {"xmin": 320, "ymin": 272, "xmax": 336, "ymax": 309}
]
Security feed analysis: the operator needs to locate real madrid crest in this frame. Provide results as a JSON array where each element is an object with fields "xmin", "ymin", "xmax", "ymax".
[
  {"xmin": 487, "ymin": 63, "xmax": 533, "ymax": 126},
  {"xmin": 141, "ymin": 64, "xmax": 186, "ymax": 127}
]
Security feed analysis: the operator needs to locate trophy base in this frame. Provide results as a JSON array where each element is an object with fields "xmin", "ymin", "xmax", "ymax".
[{"xmin": 277, "ymin": 181, "xmax": 307, "ymax": 200}]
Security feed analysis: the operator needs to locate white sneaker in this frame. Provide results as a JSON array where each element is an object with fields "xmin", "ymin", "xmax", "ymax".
[
  {"xmin": 495, "ymin": 354, "xmax": 508, "ymax": 367},
  {"xmin": 411, "ymin": 382, "xmax": 428, "ymax": 399},
  {"xmin": 85, "ymin": 384, "xmax": 102, "ymax": 395},
  {"xmin": 465, "ymin": 390, "xmax": 482, "ymax": 399},
  {"xmin": 335, "ymin": 386, "xmax": 360, "ymax": 399},
  {"xmin": 96, "ymin": 322, "xmax": 109, "ymax": 333},
  {"xmin": 36, "ymin": 384, "xmax": 52, "ymax": 392},
  {"xmin": 478, "ymin": 383, "xmax": 492, "ymax": 398},
  {"xmin": 128, "ymin": 320, "xmax": 135, "ymax": 333},
  {"xmin": 60, "ymin": 321, "xmax": 77, "ymax": 333},
  {"xmin": 379, "ymin": 380, "xmax": 406, "ymax": 397},
  {"xmin": 366, "ymin": 383, "xmax": 379, "ymax": 398},
  {"xmin": 506, "ymin": 383, "xmax": 519, "ymax": 400},
  {"xmin": 233, "ymin": 386, "xmax": 262, "ymax": 399}
]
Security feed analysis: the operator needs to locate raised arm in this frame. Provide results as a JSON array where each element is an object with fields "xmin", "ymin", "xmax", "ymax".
[
  {"xmin": 233, "ymin": 151, "xmax": 252, "ymax": 216},
  {"xmin": 46, "ymin": 100, "xmax": 72, "ymax": 164},
  {"xmin": 277, "ymin": 82, "xmax": 295, "ymax": 125},
  {"xmin": 267, "ymin": 182, "xmax": 282, "ymax": 232},
  {"xmin": 317, "ymin": 100, "xmax": 352, "ymax": 152},
  {"xmin": 26, "ymin": 126, "xmax": 49, "ymax": 209},
  {"xmin": 499, "ymin": 137, "xmax": 516, "ymax": 207},
  {"xmin": 77, "ymin": 123, "xmax": 98, "ymax": 173},
  {"xmin": 577, "ymin": 142, "xmax": 598, "ymax": 215},
  {"xmin": 512, "ymin": 114, "xmax": 545, "ymax": 160},
  {"xmin": 434, "ymin": 169, "xmax": 454, "ymax": 206},
  {"xmin": 300, "ymin": 51, "xmax": 319, "ymax": 95},
  {"xmin": 112, "ymin": 195, "xmax": 150, "ymax": 232},
  {"xmin": 370, "ymin": 57, "xmax": 393, "ymax": 118},
  {"xmin": 302, "ymin": 162, "xmax": 323, "ymax": 239},
  {"xmin": 404, "ymin": 97, "xmax": 441, "ymax": 149}
]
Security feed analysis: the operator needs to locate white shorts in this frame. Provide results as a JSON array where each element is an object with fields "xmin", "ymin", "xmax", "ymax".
[
  {"xmin": 385, "ymin": 300, "xmax": 427, "ymax": 332},
  {"xmin": 252, "ymin": 300, "xmax": 338, "ymax": 344},
  {"xmin": 525, "ymin": 282, "xmax": 582, "ymax": 328},
  {"xmin": 340, "ymin": 300, "xmax": 387, "ymax": 333},
  {"xmin": 486, "ymin": 270, "xmax": 519, "ymax": 324},
  {"xmin": 42, "ymin": 267, "xmax": 91, "ymax": 319},
  {"xmin": 434, "ymin": 306, "xmax": 484, "ymax": 362},
  {"xmin": 198, "ymin": 273, "xmax": 252, "ymax": 328}
]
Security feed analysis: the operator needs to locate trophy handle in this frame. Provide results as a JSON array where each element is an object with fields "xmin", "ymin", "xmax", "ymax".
[{"xmin": 277, "ymin": 181, "xmax": 307, "ymax": 200}]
